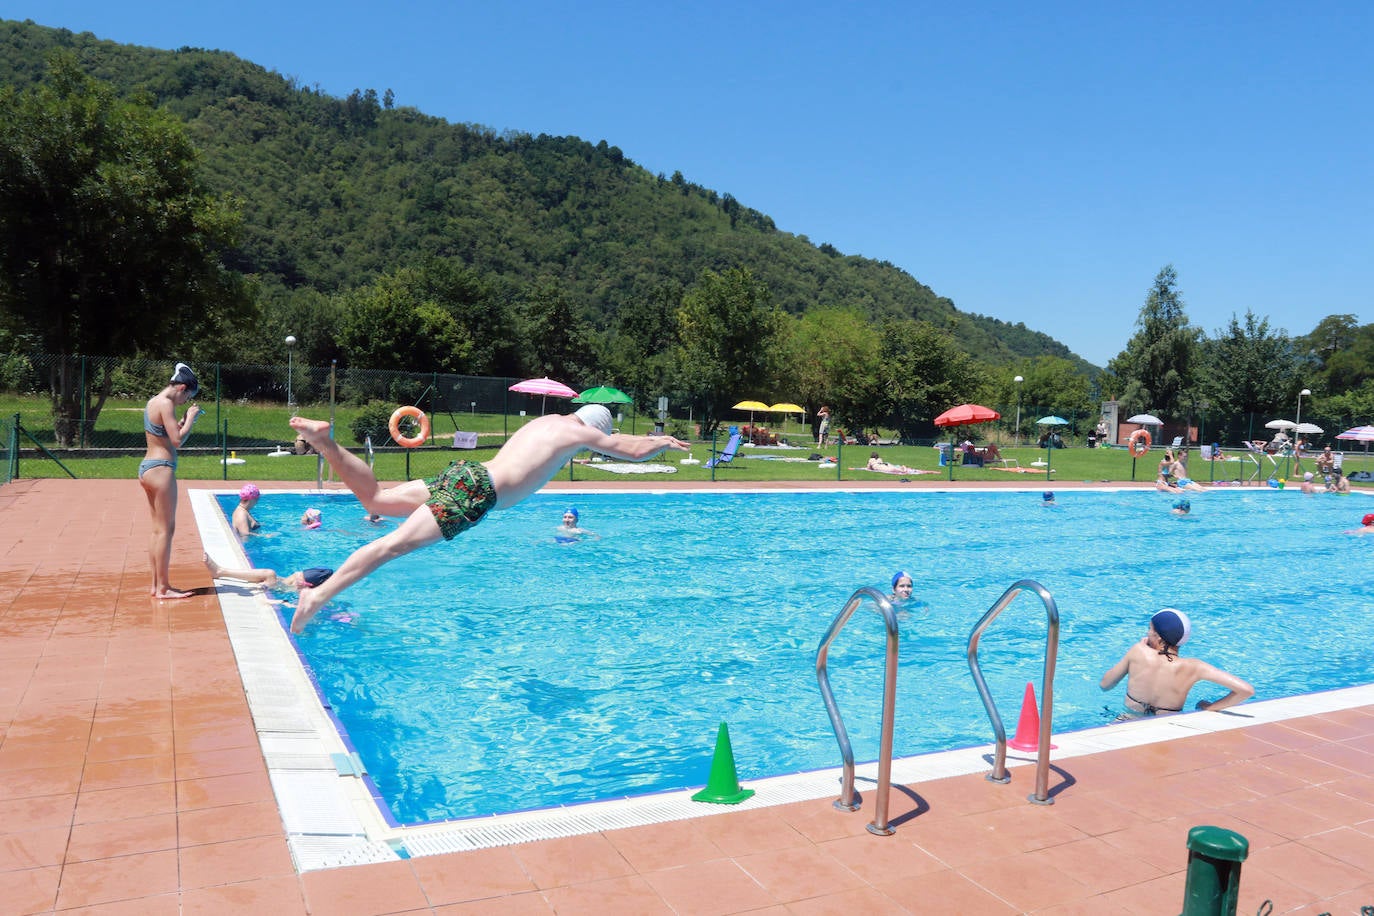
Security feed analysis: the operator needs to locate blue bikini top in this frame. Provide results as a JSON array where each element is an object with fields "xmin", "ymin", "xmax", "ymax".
[{"xmin": 143, "ymin": 409, "xmax": 167, "ymax": 438}]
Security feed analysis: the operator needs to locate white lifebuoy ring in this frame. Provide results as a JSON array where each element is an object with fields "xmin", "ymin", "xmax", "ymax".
[
  {"xmin": 388, "ymin": 406, "xmax": 430, "ymax": 448},
  {"xmin": 1128, "ymin": 429, "xmax": 1152, "ymax": 458}
]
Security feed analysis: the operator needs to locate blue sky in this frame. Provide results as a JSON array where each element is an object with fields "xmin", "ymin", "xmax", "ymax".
[{"xmin": 13, "ymin": 1, "xmax": 1372, "ymax": 366}]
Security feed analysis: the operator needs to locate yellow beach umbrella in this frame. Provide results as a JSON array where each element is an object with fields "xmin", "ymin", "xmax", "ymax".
[
  {"xmin": 769, "ymin": 403, "xmax": 805, "ymax": 438},
  {"xmin": 732, "ymin": 400, "xmax": 770, "ymax": 426}
]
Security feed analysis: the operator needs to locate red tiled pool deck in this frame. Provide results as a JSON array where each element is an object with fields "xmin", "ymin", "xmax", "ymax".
[{"xmin": 2, "ymin": 478, "xmax": 1372, "ymax": 914}]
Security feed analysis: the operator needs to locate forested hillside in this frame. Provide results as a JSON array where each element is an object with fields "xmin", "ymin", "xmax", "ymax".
[{"xmin": 0, "ymin": 18, "xmax": 1089, "ymax": 377}]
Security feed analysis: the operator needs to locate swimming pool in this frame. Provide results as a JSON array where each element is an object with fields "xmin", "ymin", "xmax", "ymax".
[{"xmin": 215, "ymin": 486, "xmax": 1373, "ymax": 826}]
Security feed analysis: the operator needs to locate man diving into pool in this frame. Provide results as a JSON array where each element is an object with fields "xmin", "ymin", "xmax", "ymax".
[
  {"xmin": 286, "ymin": 406, "xmax": 690, "ymax": 633},
  {"xmin": 1099, "ymin": 608, "xmax": 1254, "ymax": 717}
]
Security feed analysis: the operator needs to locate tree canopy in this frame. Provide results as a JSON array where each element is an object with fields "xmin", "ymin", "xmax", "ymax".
[{"xmin": 0, "ymin": 50, "xmax": 249, "ymax": 441}]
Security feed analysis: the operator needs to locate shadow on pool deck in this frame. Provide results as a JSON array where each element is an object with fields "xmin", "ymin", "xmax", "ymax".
[{"xmin": 1, "ymin": 477, "xmax": 1372, "ymax": 914}]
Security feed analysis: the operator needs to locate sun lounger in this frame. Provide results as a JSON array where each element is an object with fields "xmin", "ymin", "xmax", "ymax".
[{"xmin": 706, "ymin": 431, "xmax": 742, "ymax": 469}]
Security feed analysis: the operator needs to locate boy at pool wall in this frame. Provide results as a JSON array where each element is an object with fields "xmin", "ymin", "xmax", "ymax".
[
  {"xmin": 1099, "ymin": 608, "xmax": 1254, "ymax": 717},
  {"xmin": 203, "ymin": 553, "xmax": 333, "ymax": 591},
  {"xmin": 286, "ymin": 406, "xmax": 690, "ymax": 633}
]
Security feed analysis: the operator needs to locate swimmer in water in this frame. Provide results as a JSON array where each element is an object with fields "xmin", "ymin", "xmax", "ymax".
[
  {"xmin": 301, "ymin": 507, "xmax": 322, "ymax": 529},
  {"xmin": 232, "ymin": 484, "xmax": 261, "ymax": 538},
  {"xmin": 1171, "ymin": 498, "xmax": 1191, "ymax": 516},
  {"xmin": 1100, "ymin": 608, "xmax": 1253, "ymax": 718},
  {"xmin": 888, "ymin": 570, "xmax": 914, "ymax": 602},
  {"xmin": 1041, "ymin": 491, "xmax": 1056, "ymax": 506},
  {"xmin": 203, "ymin": 553, "xmax": 333, "ymax": 592},
  {"xmin": 1345, "ymin": 513, "xmax": 1374, "ymax": 535},
  {"xmin": 555, "ymin": 507, "xmax": 598, "ymax": 543}
]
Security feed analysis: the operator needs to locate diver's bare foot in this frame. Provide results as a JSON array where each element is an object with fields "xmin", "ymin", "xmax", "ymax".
[
  {"xmin": 154, "ymin": 587, "xmax": 195, "ymax": 599},
  {"xmin": 203, "ymin": 552, "xmax": 224, "ymax": 578},
  {"xmin": 289, "ymin": 416, "xmax": 332, "ymax": 450},
  {"xmin": 291, "ymin": 588, "xmax": 323, "ymax": 633}
]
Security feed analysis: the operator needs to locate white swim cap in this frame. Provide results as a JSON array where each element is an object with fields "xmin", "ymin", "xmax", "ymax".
[{"xmin": 574, "ymin": 404, "xmax": 613, "ymax": 435}]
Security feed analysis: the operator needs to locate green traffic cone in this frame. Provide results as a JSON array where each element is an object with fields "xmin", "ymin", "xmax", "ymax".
[{"xmin": 691, "ymin": 721, "xmax": 755, "ymax": 804}]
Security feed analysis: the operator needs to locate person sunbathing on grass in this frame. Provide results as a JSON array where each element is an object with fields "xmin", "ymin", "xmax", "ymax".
[
  {"xmin": 866, "ymin": 451, "xmax": 918, "ymax": 474},
  {"xmin": 285, "ymin": 406, "xmax": 689, "ymax": 633}
]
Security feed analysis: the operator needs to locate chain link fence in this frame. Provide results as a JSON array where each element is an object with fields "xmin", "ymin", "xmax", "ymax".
[
  {"xmin": 0, "ymin": 353, "xmax": 697, "ymax": 481},
  {"xmin": 1, "ymin": 351, "xmax": 1366, "ymax": 482}
]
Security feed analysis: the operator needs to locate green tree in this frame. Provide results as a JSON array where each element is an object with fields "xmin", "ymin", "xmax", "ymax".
[
  {"xmin": 1198, "ymin": 311, "xmax": 1301, "ymax": 422},
  {"xmin": 674, "ymin": 267, "xmax": 783, "ymax": 435},
  {"xmin": 1106, "ymin": 266, "xmax": 1201, "ymax": 420},
  {"xmin": 0, "ymin": 51, "xmax": 248, "ymax": 444},
  {"xmin": 781, "ymin": 308, "xmax": 882, "ymax": 436},
  {"xmin": 516, "ymin": 281, "xmax": 599, "ymax": 383},
  {"xmin": 1296, "ymin": 314, "xmax": 1374, "ymax": 396},
  {"xmin": 876, "ymin": 320, "xmax": 982, "ymax": 443},
  {"xmin": 1019, "ymin": 356, "xmax": 1096, "ymax": 425},
  {"xmin": 603, "ymin": 278, "xmax": 682, "ymax": 407}
]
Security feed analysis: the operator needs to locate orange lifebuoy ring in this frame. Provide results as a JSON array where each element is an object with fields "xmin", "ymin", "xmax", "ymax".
[
  {"xmin": 388, "ymin": 406, "xmax": 430, "ymax": 448},
  {"xmin": 1128, "ymin": 429, "xmax": 1152, "ymax": 458}
]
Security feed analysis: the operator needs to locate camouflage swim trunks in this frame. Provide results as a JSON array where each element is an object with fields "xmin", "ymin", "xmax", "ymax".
[{"xmin": 423, "ymin": 461, "xmax": 497, "ymax": 540}]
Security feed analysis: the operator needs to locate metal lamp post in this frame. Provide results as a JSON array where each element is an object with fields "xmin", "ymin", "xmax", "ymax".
[
  {"xmin": 1014, "ymin": 376, "xmax": 1024, "ymax": 446},
  {"xmin": 1292, "ymin": 388, "xmax": 1310, "ymax": 476},
  {"xmin": 285, "ymin": 335, "xmax": 297, "ymax": 407}
]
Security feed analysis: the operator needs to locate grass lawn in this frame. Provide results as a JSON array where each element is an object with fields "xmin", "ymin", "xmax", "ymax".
[{"xmin": 5, "ymin": 393, "xmax": 1369, "ymax": 486}]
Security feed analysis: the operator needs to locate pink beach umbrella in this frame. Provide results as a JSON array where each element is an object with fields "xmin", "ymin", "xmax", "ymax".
[
  {"xmin": 1336, "ymin": 425, "xmax": 1374, "ymax": 453},
  {"xmin": 508, "ymin": 377, "xmax": 578, "ymax": 414}
]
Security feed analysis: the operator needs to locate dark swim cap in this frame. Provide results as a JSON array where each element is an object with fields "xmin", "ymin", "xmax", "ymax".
[
  {"xmin": 891, "ymin": 570, "xmax": 911, "ymax": 589},
  {"xmin": 300, "ymin": 567, "xmax": 334, "ymax": 588},
  {"xmin": 1151, "ymin": 608, "xmax": 1191, "ymax": 647}
]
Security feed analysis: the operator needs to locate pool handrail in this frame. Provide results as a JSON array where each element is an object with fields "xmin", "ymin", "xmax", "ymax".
[
  {"xmin": 814, "ymin": 585, "xmax": 899, "ymax": 836},
  {"xmin": 966, "ymin": 578, "xmax": 1060, "ymax": 804}
]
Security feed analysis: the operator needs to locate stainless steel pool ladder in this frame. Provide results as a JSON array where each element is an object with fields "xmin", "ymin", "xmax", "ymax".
[
  {"xmin": 967, "ymin": 578, "xmax": 1060, "ymax": 804},
  {"xmin": 814, "ymin": 586, "xmax": 900, "ymax": 836}
]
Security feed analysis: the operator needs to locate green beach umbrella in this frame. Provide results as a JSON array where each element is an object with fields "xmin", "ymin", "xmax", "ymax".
[{"xmin": 572, "ymin": 385, "xmax": 633, "ymax": 405}]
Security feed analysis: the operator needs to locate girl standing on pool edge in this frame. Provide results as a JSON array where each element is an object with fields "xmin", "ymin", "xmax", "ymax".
[{"xmin": 138, "ymin": 362, "xmax": 201, "ymax": 598}]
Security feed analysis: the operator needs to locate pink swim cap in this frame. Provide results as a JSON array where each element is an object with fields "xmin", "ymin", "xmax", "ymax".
[{"xmin": 239, "ymin": 484, "xmax": 260, "ymax": 501}]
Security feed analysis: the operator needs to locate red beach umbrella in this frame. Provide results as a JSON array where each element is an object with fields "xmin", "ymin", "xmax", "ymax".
[{"xmin": 933, "ymin": 403, "xmax": 1001, "ymax": 427}]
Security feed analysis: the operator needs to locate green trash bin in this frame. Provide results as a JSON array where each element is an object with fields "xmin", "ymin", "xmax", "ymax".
[{"xmin": 1180, "ymin": 825, "xmax": 1249, "ymax": 916}]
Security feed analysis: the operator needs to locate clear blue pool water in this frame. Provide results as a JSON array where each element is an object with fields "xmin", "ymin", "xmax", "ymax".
[{"xmin": 218, "ymin": 486, "xmax": 1374, "ymax": 825}]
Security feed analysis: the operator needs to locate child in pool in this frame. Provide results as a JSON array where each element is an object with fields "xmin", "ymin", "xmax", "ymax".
[
  {"xmin": 232, "ymin": 484, "xmax": 261, "ymax": 538},
  {"xmin": 203, "ymin": 553, "xmax": 332, "ymax": 591},
  {"xmin": 555, "ymin": 507, "xmax": 598, "ymax": 543}
]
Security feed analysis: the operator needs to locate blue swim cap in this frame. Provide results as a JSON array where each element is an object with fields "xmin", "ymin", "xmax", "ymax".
[
  {"xmin": 563, "ymin": 507, "xmax": 578, "ymax": 522},
  {"xmin": 1042, "ymin": 492, "xmax": 1054, "ymax": 501},
  {"xmin": 891, "ymin": 570, "xmax": 911, "ymax": 589}
]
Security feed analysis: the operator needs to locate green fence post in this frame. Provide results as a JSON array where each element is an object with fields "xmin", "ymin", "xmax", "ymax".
[
  {"xmin": 222, "ymin": 420, "xmax": 229, "ymax": 481},
  {"xmin": 8, "ymin": 413, "xmax": 18, "ymax": 482},
  {"xmin": 1179, "ymin": 825, "xmax": 1248, "ymax": 916},
  {"xmin": 79, "ymin": 356, "xmax": 87, "ymax": 450},
  {"xmin": 215, "ymin": 363, "xmax": 222, "ymax": 454}
]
